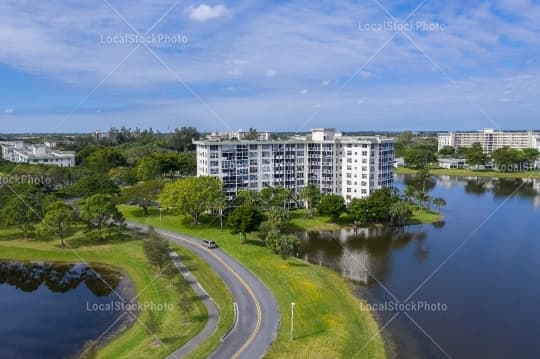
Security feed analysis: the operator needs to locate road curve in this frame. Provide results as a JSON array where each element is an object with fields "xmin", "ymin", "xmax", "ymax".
[
  {"xmin": 128, "ymin": 222, "xmax": 280, "ymax": 359},
  {"xmin": 167, "ymin": 251, "xmax": 219, "ymax": 358}
]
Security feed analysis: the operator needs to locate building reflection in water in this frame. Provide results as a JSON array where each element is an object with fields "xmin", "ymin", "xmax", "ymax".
[{"xmin": 299, "ymin": 227, "xmax": 429, "ymax": 286}]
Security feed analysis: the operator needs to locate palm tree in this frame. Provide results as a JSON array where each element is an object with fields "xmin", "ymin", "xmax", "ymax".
[
  {"xmin": 389, "ymin": 201, "xmax": 413, "ymax": 226},
  {"xmin": 416, "ymin": 192, "xmax": 431, "ymax": 210},
  {"xmin": 416, "ymin": 166, "xmax": 433, "ymax": 193},
  {"xmin": 404, "ymin": 186, "xmax": 417, "ymax": 204},
  {"xmin": 432, "ymin": 197, "xmax": 447, "ymax": 213}
]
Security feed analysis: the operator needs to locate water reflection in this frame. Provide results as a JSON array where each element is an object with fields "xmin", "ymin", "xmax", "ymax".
[
  {"xmin": 0, "ymin": 261, "xmax": 122, "ymax": 296},
  {"xmin": 300, "ymin": 174, "xmax": 540, "ymax": 359},
  {"xmin": 299, "ymin": 227, "xmax": 428, "ymax": 286},
  {"xmin": 437, "ymin": 176, "xmax": 540, "ymax": 206}
]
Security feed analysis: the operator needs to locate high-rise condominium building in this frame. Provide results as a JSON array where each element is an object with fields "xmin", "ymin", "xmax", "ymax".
[
  {"xmin": 438, "ymin": 129, "xmax": 540, "ymax": 154},
  {"xmin": 194, "ymin": 128, "xmax": 395, "ymax": 203}
]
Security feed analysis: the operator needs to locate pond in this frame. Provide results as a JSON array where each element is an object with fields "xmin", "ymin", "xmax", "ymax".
[
  {"xmin": 0, "ymin": 261, "xmax": 135, "ymax": 359},
  {"xmin": 299, "ymin": 174, "xmax": 540, "ymax": 359}
]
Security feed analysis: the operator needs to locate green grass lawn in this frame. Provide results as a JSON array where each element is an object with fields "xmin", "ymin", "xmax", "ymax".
[
  {"xmin": 407, "ymin": 207, "xmax": 442, "ymax": 225},
  {"xmin": 288, "ymin": 208, "xmax": 441, "ymax": 231},
  {"xmin": 121, "ymin": 205, "xmax": 386, "ymax": 359},
  {"xmin": 396, "ymin": 166, "xmax": 540, "ymax": 179},
  {"xmin": 0, "ymin": 227, "xmax": 233, "ymax": 359}
]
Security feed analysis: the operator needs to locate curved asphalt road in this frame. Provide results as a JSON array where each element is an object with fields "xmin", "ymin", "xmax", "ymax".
[{"xmin": 129, "ymin": 222, "xmax": 280, "ymax": 359}]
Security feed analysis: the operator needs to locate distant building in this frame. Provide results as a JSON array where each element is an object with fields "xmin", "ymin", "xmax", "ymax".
[
  {"xmin": 194, "ymin": 128, "xmax": 394, "ymax": 203},
  {"xmin": 438, "ymin": 158, "xmax": 467, "ymax": 169},
  {"xmin": 394, "ymin": 157, "xmax": 405, "ymax": 168},
  {"xmin": 438, "ymin": 129, "xmax": 540, "ymax": 154},
  {"xmin": 1, "ymin": 141, "xmax": 75, "ymax": 167},
  {"xmin": 207, "ymin": 130, "xmax": 271, "ymax": 141}
]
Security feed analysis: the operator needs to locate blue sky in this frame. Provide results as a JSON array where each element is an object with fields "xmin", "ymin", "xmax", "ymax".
[{"xmin": 0, "ymin": 0, "xmax": 539, "ymax": 133}]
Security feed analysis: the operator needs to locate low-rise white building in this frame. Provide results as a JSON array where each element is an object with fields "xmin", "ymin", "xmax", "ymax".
[
  {"xmin": 1, "ymin": 141, "xmax": 75, "ymax": 167},
  {"xmin": 194, "ymin": 128, "xmax": 394, "ymax": 203},
  {"xmin": 438, "ymin": 158, "xmax": 467, "ymax": 169}
]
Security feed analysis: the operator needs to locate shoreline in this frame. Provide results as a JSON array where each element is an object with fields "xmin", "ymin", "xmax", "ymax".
[{"xmin": 395, "ymin": 167, "xmax": 540, "ymax": 179}]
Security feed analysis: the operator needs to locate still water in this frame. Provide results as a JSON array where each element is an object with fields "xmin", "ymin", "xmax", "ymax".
[
  {"xmin": 0, "ymin": 261, "xmax": 133, "ymax": 359},
  {"xmin": 300, "ymin": 175, "xmax": 540, "ymax": 359}
]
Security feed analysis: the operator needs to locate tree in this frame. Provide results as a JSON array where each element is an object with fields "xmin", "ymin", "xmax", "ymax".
[
  {"xmin": 211, "ymin": 191, "xmax": 228, "ymax": 231},
  {"xmin": 317, "ymin": 194, "xmax": 345, "ymax": 222},
  {"xmin": 86, "ymin": 147, "xmax": 126, "ymax": 174},
  {"xmin": 143, "ymin": 230, "xmax": 171, "ymax": 271},
  {"xmin": 260, "ymin": 186, "xmax": 291, "ymax": 209},
  {"xmin": 79, "ymin": 194, "xmax": 125, "ymax": 241},
  {"xmin": 235, "ymin": 189, "xmax": 263, "ymax": 208},
  {"xmin": 416, "ymin": 192, "xmax": 432, "ymax": 210},
  {"xmin": 266, "ymin": 206, "xmax": 290, "ymax": 232},
  {"xmin": 364, "ymin": 188, "xmax": 398, "ymax": 222},
  {"xmin": 180, "ymin": 293, "xmax": 194, "ymax": 323},
  {"xmin": 159, "ymin": 177, "xmax": 223, "ymax": 224},
  {"xmin": 416, "ymin": 166, "xmax": 434, "ymax": 194},
  {"xmin": 389, "ymin": 201, "xmax": 412, "ymax": 226},
  {"xmin": 522, "ymin": 148, "xmax": 540, "ymax": 166},
  {"xmin": 438, "ymin": 146, "xmax": 456, "ymax": 158},
  {"xmin": 137, "ymin": 156, "xmax": 161, "ymax": 181},
  {"xmin": 63, "ymin": 174, "xmax": 120, "ymax": 197},
  {"xmin": 432, "ymin": 197, "xmax": 447, "ymax": 213},
  {"xmin": 404, "ymin": 186, "xmax": 418, "ymax": 203},
  {"xmin": 243, "ymin": 128, "xmax": 259, "ymax": 140},
  {"xmin": 119, "ymin": 180, "xmax": 163, "ymax": 215},
  {"xmin": 0, "ymin": 183, "xmax": 47, "ymax": 238},
  {"xmin": 404, "ymin": 145, "xmax": 437, "ymax": 168},
  {"xmin": 228, "ymin": 205, "xmax": 265, "ymax": 244},
  {"xmin": 492, "ymin": 147, "xmax": 525, "ymax": 171},
  {"xmin": 168, "ymin": 126, "xmax": 201, "ymax": 151},
  {"xmin": 109, "ymin": 166, "xmax": 138, "ymax": 185},
  {"xmin": 37, "ymin": 202, "xmax": 76, "ymax": 247},
  {"xmin": 265, "ymin": 231, "xmax": 300, "ymax": 260},
  {"xmin": 299, "ymin": 184, "xmax": 321, "ymax": 217},
  {"xmin": 145, "ymin": 310, "xmax": 161, "ymax": 336},
  {"xmin": 348, "ymin": 197, "xmax": 370, "ymax": 224},
  {"xmin": 465, "ymin": 142, "xmax": 487, "ymax": 168}
]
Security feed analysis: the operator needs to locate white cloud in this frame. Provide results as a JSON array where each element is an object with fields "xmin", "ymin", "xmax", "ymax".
[
  {"xmin": 266, "ymin": 69, "xmax": 277, "ymax": 77},
  {"xmin": 186, "ymin": 4, "xmax": 228, "ymax": 22},
  {"xmin": 3, "ymin": 108, "xmax": 14, "ymax": 114},
  {"xmin": 299, "ymin": 89, "xmax": 309, "ymax": 95}
]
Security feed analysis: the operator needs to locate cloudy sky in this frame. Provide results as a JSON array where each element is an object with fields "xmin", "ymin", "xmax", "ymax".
[{"xmin": 0, "ymin": 0, "xmax": 539, "ymax": 133}]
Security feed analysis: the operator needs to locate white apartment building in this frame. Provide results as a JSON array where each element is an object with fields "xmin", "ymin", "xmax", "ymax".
[
  {"xmin": 1, "ymin": 141, "xmax": 75, "ymax": 167},
  {"xmin": 438, "ymin": 129, "xmax": 540, "ymax": 154},
  {"xmin": 194, "ymin": 129, "xmax": 394, "ymax": 203}
]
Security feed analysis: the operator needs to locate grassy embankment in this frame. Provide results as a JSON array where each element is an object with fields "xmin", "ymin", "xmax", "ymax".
[
  {"xmin": 287, "ymin": 208, "xmax": 441, "ymax": 232},
  {"xmin": 121, "ymin": 205, "xmax": 386, "ymax": 359},
  {"xmin": 0, "ymin": 227, "xmax": 233, "ymax": 359},
  {"xmin": 395, "ymin": 166, "xmax": 540, "ymax": 179}
]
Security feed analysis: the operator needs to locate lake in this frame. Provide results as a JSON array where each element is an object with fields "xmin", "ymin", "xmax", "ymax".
[
  {"xmin": 0, "ymin": 261, "xmax": 134, "ymax": 359},
  {"xmin": 299, "ymin": 174, "xmax": 540, "ymax": 359}
]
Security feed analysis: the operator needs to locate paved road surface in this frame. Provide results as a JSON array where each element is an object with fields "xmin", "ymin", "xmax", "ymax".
[
  {"xmin": 166, "ymin": 251, "xmax": 219, "ymax": 358},
  {"xmin": 129, "ymin": 222, "xmax": 280, "ymax": 359}
]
